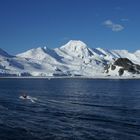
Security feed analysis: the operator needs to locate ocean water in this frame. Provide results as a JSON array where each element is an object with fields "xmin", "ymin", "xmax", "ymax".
[{"xmin": 0, "ymin": 78, "xmax": 140, "ymax": 140}]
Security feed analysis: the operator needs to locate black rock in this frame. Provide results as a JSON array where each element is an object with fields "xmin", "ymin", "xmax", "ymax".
[
  {"xmin": 105, "ymin": 58, "xmax": 140, "ymax": 75},
  {"xmin": 118, "ymin": 68, "xmax": 124, "ymax": 76}
]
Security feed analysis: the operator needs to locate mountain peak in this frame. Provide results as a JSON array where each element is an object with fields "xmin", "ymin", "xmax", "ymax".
[
  {"xmin": 68, "ymin": 40, "xmax": 87, "ymax": 45},
  {"xmin": 61, "ymin": 40, "xmax": 87, "ymax": 50},
  {"xmin": 59, "ymin": 40, "xmax": 91, "ymax": 58}
]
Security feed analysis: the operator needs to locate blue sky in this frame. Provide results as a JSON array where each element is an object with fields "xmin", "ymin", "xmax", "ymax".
[{"xmin": 0, "ymin": 0, "xmax": 140, "ymax": 54}]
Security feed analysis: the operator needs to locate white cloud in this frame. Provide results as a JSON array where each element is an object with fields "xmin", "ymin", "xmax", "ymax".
[{"xmin": 103, "ymin": 20, "xmax": 124, "ymax": 32}]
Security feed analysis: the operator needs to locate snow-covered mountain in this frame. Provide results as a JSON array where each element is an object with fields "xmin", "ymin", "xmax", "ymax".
[{"xmin": 0, "ymin": 40, "xmax": 140, "ymax": 77}]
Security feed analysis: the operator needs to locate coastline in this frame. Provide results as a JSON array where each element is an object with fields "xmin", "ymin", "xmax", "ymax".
[{"xmin": 0, "ymin": 76, "xmax": 140, "ymax": 80}]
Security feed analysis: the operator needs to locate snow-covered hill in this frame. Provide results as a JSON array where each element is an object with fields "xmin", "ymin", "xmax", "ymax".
[{"xmin": 0, "ymin": 40, "xmax": 140, "ymax": 77}]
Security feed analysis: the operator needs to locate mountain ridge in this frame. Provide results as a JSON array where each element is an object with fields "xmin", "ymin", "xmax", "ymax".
[{"xmin": 0, "ymin": 40, "xmax": 140, "ymax": 77}]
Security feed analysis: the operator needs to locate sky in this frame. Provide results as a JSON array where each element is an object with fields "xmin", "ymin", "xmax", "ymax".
[{"xmin": 0, "ymin": 0, "xmax": 140, "ymax": 54}]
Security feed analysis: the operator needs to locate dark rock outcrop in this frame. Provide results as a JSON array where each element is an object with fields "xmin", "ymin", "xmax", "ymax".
[
  {"xmin": 118, "ymin": 68, "xmax": 124, "ymax": 76},
  {"xmin": 114, "ymin": 58, "xmax": 140, "ymax": 74},
  {"xmin": 105, "ymin": 58, "xmax": 140, "ymax": 76},
  {"xmin": 111, "ymin": 65, "xmax": 116, "ymax": 70},
  {"xmin": 114, "ymin": 58, "xmax": 133, "ymax": 66}
]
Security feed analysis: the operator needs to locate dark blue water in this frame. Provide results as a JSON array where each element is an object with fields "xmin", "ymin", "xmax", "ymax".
[{"xmin": 0, "ymin": 79, "xmax": 140, "ymax": 140}]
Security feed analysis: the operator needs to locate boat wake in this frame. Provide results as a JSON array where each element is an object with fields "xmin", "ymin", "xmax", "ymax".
[{"xmin": 19, "ymin": 96, "xmax": 37, "ymax": 103}]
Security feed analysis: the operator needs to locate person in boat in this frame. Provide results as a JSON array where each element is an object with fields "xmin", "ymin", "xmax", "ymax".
[{"xmin": 22, "ymin": 94, "xmax": 27, "ymax": 99}]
